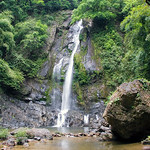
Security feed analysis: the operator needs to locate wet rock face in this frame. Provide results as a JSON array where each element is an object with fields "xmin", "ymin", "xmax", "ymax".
[
  {"xmin": 0, "ymin": 94, "xmax": 58, "ymax": 128},
  {"xmin": 0, "ymin": 94, "xmax": 105, "ymax": 128},
  {"xmin": 103, "ymin": 80, "xmax": 150, "ymax": 140},
  {"xmin": 65, "ymin": 110, "xmax": 84, "ymax": 127},
  {"xmin": 89, "ymin": 118, "xmax": 114, "ymax": 141}
]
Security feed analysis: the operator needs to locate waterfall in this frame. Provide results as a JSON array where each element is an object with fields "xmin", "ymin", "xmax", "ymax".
[
  {"xmin": 56, "ymin": 20, "xmax": 83, "ymax": 127},
  {"xmin": 84, "ymin": 114, "xmax": 89, "ymax": 125},
  {"xmin": 52, "ymin": 58, "xmax": 63, "ymax": 108},
  {"xmin": 96, "ymin": 114, "xmax": 99, "ymax": 121},
  {"xmin": 53, "ymin": 58, "xmax": 63, "ymax": 82}
]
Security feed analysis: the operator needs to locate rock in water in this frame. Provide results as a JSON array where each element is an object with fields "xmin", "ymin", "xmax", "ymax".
[
  {"xmin": 26, "ymin": 128, "xmax": 53, "ymax": 140},
  {"xmin": 103, "ymin": 79, "xmax": 150, "ymax": 140}
]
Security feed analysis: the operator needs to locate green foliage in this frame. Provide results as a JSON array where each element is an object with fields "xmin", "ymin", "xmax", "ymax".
[
  {"xmin": 91, "ymin": 26, "xmax": 125, "ymax": 87},
  {"xmin": 73, "ymin": 81, "xmax": 84, "ymax": 105},
  {"xmin": 74, "ymin": 53, "xmax": 90, "ymax": 86},
  {"xmin": 0, "ymin": 11, "xmax": 15, "ymax": 59},
  {"xmin": 15, "ymin": 129, "xmax": 28, "ymax": 144},
  {"xmin": 0, "ymin": 0, "xmax": 79, "ymax": 92},
  {"xmin": 122, "ymin": 0, "xmax": 143, "ymax": 14},
  {"xmin": 73, "ymin": 50, "xmax": 102, "ymax": 105},
  {"xmin": 72, "ymin": 0, "xmax": 125, "ymax": 24},
  {"xmin": 0, "ymin": 128, "xmax": 9, "ymax": 140},
  {"xmin": 0, "ymin": 59, "xmax": 24, "ymax": 90},
  {"xmin": 11, "ymin": 54, "xmax": 46, "ymax": 78},
  {"xmin": 15, "ymin": 129, "xmax": 28, "ymax": 138},
  {"xmin": 15, "ymin": 19, "xmax": 48, "ymax": 60},
  {"xmin": 120, "ymin": 1, "xmax": 150, "ymax": 81}
]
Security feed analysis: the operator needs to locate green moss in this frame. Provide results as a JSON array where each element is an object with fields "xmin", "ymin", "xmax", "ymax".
[
  {"xmin": 73, "ymin": 82, "xmax": 85, "ymax": 106},
  {"xmin": 80, "ymin": 31, "xmax": 87, "ymax": 42}
]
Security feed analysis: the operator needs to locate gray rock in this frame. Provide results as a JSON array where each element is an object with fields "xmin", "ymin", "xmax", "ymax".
[
  {"xmin": 23, "ymin": 143, "xmax": 29, "ymax": 147},
  {"xmin": 26, "ymin": 128, "xmax": 52, "ymax": 140},
  {"xmin": 17, "ymin": 137, "xmax": 28, "ymax": 145},
  {"xmin": 2, "ymin": 138, "xmax": 16, "ymax": 147},
  {"xmin": 34, "ymin": 137, "xmax": 41, "ymax": 141},
  {"xmin": 100, "ymin": 126, "xmax": 110, "ymax": 132},
  {"xmin": 103, "ymin": 79, "xmax": 150, "ymax": 140},
  {"xmin": 143, "ymin": 146, "xmax": 150, "ymax": 150}
]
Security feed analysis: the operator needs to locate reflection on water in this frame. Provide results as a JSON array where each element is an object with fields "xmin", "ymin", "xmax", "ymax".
[
  {"xmin": 49, "ymin": 127, "xmax": 89, "ymax": 134},
  {"xmin": 14, "ymin": 128, "xmax": 142, "ymax": 150}
]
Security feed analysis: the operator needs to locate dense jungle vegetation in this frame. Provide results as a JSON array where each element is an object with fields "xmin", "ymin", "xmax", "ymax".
[
  {"xmin": 0, "ymin": 0, "xmax": 150, "ymax": 95},
  {"xmin": 72, "ymin": 0, "xmax": 150, "ymax": 88},
  {"xmin": 0, "ymin": 0, "xmax": 78, "ymax": 91}
]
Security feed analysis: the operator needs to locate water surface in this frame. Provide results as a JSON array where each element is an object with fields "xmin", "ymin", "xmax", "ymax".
[{"xmin": 14, "ymin": 127, "xmax": 143, "ymax": 150}]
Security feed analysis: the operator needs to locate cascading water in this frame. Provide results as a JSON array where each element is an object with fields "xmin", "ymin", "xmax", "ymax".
[
  {"xmin": 53, "ymin": 58, "xmax": 63, "ymax": 82},
  {"xmin": 84, "ymin": 114, "xmax": 89, "ymax": 125},
  {"xmin": 56, "ymin": 20, "xmax": 83, "ymax": 127},
  {"xmin": 52, "ymin": 58, "xmax": 63, "ymax": 108}
]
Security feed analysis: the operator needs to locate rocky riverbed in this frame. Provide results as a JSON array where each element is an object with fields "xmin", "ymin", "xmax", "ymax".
[
  {"xmin": 0, "ymin": 79, "xmax": 149, "ymax": 150},
  {"xmin": 0, "ymin": 127, "xmax": 149, "ymax": 150}
]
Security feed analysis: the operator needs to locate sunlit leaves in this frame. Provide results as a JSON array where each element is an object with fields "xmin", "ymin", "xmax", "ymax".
[
  {"xmin": 72, "ymin": 0, "xmax": 116, "ymax": 23},
  {"xmin": 32, "ymin": 0, "xmax": 44, "ymax": 4},
  {"xmin": 15, "ymin": 19, "xmax": 48, "ymax": 60}
]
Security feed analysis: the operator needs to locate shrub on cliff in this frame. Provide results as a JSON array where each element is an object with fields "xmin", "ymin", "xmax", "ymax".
[
  {"xmin": 0, "ymin": 128, "xmax": 8, "ymax": 140},
  {"xmin": 0, "ymin": 59, "xmax": 24, "ymax": 90},
  {"xmin": 15, "ymin": 19, "xmax": 48, "ymax": 60}
]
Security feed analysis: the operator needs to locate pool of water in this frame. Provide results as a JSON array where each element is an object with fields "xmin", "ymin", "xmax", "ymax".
[
  {"xmin": 13, "ymin": 127, "xmax": 143, "ymax": 150},
  {"xmin": 47, "ymin": 127, "xmax": 89, "ymax": 134}
]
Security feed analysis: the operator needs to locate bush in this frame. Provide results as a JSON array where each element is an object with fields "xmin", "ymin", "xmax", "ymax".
[
  {"xmin": 11, "ymin": 54, "xmax": 46, "ymax": 78},
  {"xmin": 0, "ymin": 128, "xmax": 9, "ymax": 140},
  {"xmin": 15, "ymin": 19, "xmax": 48, "ymax": 60},
  {"xmin": 15, "ymin": 129, "xmax": 27, "ymax": 138},
  {"xmin": 15, "ymin": 129, "xmax": 28, "ymax": 145},
  {"xmin": 0, "ymin": 59, "xmax": 24, "ymax": 90}
]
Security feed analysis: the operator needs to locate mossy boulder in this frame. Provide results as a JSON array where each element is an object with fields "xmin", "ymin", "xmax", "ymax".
[{"xmin": 103, "ymin": 79, "xmax": 150, "ymax": 140}]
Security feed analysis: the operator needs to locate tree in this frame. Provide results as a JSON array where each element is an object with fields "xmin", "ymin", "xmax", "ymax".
[
  {"xmin": 15, "ymin": 19, "xmax": 48, "ymax": 60},
  {"xmin": 121, "ymin": 0, "xmax": 150, "ymax": 80},
  {"xmin": 71, "ymin": 0, "xmax": 125, "ymax": 24},
  {"xmin": 0, "ymin": 11, "xmax": 15, "ymax": 59}
]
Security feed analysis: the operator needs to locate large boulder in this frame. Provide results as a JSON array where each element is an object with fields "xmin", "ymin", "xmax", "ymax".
[
  {"xmin": 26, "ymin": 128, "xmax": 53, "ymax": 140},
  {"xmin": 12, "ymin": 128, "xmax": 53, "ymax": 140},
  {"xmin": 103, "ymin": 79, "xmax": 150, "ymax": 140}
]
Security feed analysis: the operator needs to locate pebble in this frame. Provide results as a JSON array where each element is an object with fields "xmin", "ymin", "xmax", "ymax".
[
  {"xmin": 23, "ymin": 143, "xmax": 29, "ymax": 147},
  {"xmin": 143, "ymin": 146, "xmax": 150, "ymax": 150}
]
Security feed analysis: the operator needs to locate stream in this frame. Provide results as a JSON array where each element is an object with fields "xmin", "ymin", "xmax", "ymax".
[{"xmin": 14, "ymin": 127, "xmax": 142, "ymax": 150}]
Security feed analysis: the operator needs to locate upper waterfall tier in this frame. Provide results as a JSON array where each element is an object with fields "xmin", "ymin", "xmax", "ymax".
[{"xmin": 61, "ymin": 20, "xmax": 83, "ymax": 112}]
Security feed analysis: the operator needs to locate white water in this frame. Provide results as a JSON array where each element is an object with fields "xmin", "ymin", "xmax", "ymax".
[
  {"xmin": 56, "ymin": 20, "xmax": 83, "ymax": 127},
  {"xmin": 53, "ymin": 58, "xmax": 63, "ymax": 82},
  {"xmin": 84, "ymin": 114, "xmax": 89, "ymax": 125},
  {"xmin": 52, "ymin": 58, "xmax": 63, "ymax": 108},
  {"xmin": 96, "ymin": 114, "xmax": 99, "ymax": 121}
]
